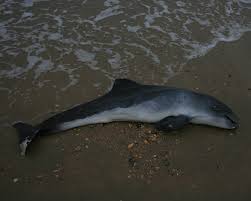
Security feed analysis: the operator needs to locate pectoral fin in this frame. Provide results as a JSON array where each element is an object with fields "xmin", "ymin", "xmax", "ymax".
[{"xmin": 154, "ymin": 115, "xmax": 190, "ymax": 132}]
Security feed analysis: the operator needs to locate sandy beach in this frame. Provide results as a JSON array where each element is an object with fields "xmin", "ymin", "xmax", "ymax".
[{"xmin": 1, "ymin": 29, "xmax": 251, "ymax": 201}]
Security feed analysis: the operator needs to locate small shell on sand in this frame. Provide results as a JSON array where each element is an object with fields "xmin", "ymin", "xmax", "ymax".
[{"xmin": 128, "ymin": 143, "xmax": 134, "ymax": 149}]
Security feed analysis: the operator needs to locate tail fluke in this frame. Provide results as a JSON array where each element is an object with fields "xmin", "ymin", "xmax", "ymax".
[{"xmin": 13, "ymin": 122, "xmax": 38, "ymax": 156}]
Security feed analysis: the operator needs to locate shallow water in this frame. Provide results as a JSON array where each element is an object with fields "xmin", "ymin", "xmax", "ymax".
[{"xmin": 1, "ymin": 0, "xmax": 251, "ymax": 123}]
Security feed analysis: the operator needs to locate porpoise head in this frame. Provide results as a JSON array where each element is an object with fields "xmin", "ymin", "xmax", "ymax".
[{"xmin": 191, "ymin": 95, "xmax": 239, "ymax": 129}]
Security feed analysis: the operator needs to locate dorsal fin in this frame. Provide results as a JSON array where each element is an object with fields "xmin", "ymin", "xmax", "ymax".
[{"xmin": 111, "ymin": 79, "xmax": 141, "ymax": 92}]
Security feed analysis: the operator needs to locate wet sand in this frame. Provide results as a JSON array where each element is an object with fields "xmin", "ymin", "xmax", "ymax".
[{"xmin": 1, "ymin": 32, "xmax": 251, "ymax": 201}]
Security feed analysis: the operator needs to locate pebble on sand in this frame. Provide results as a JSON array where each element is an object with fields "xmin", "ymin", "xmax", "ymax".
[
  {"xmin": 150, "ymin": 134, "xmax": 158, "ymax": 142},
  {"xmin": 128, "ymin": 143, "xmax": 134, "ymax": 149},
  {"xmin": 13, "ymin": 178, "xmax": 19, "ymax": 183},
  {"xmin": 74, "ymin": 145, "xmax": 81, "ymax": 152}
]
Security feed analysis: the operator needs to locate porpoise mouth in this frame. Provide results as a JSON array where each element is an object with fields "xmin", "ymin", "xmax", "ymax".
[{"xmin": 225, "ymin": 113, "xmax": 239, "ymax": 129}]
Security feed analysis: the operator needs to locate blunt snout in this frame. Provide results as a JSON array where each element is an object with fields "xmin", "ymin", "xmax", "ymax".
[{"xmin": 225, "ymin": 112, "xmax": 239, "ymax": 129}]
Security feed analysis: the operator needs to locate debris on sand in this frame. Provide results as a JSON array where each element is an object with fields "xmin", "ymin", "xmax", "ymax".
[
  {"xmin": 73, "ymin": 122, "xmax": 183, "ymax": 183},
  {"xmin": 13, "ymin": 177, "xmax": 19, "ymax": 183},
  {"xmin": 128, "ymin": 153, "xmax": 137, "ymax": 167},
  {"xmin": 36, "ymin": 175, "xmax": 44, "ymax": 180},
  {"xmin": 168, "ymin": 168, "xmax": 183, "ymax": 176},
  {"xmin": 150, "ymin": 134, "xmax": 158, "ymax": 142},
  {"xmin": 127, "ymin": 143, "xmax": 134, "ymax": 149},
  {"xmin": 74, "ymin": 145, "xmax": 81, "ymax": 152}
]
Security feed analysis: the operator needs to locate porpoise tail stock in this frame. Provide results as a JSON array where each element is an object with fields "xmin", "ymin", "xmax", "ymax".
[{"xmin": 13, "ymin": 79, "xmax": 239, "ymax": 155}]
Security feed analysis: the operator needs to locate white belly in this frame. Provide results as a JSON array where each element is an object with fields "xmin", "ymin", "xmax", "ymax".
[
  {"xmin": 59, "ymin": 102, "xmax": 168, "ymax": 130},
  {"xmin": 59, "ymin": 100, "xmax": 199, "ymax": 131}
]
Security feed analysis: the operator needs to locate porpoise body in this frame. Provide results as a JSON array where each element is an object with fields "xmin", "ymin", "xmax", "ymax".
[{"xmin": 13, "ymin": 79, "xmax": 239, "ymax": 155}]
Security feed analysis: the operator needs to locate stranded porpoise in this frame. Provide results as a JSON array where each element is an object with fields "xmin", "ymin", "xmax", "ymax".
[{"xmin": 13, "ymin": 79, "xmax": 239, "ymax": 155}]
